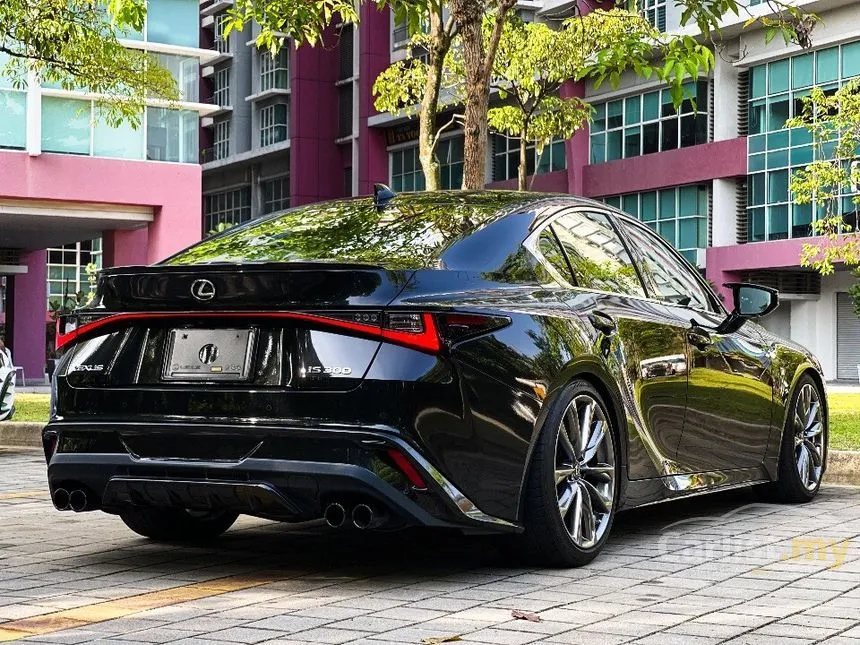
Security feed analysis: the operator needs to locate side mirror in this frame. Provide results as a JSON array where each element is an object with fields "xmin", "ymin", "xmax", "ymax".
[{"xmin": 717, "ymin": 282, "xmax": 779, "ymax": 334}]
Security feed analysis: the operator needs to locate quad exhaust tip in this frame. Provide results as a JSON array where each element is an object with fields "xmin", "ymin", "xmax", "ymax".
[
  {"xmin": 69, "ymin": 490, "xmax": 87, "ymax": 513},
  {"xmin": 52, "ymin": 488, "xmax": 70, "ymax": 511},
  {"xmin": 324, "ymin": 503, "xmax": 346, "ymax": 529}
]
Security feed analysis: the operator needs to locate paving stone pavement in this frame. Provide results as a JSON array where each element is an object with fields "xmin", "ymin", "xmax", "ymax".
[{"xmin": 1, "ymin": 447, "xmax": 859, "ymax": 645}]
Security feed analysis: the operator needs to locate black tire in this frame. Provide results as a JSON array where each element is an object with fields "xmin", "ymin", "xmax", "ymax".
[
  {"xmin": 766, "ymin": 375, "xmax": 827, "ymax": 503},
  {"xmin": 120, "ymin": 508, "xmax": 238, "ymax": 541},
  {"xmin": 519, "ymin": 379, "xmax": 620, "ymax": 567}
]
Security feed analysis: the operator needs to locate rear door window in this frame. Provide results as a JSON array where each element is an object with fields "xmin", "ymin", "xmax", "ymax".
[{"xmin": 550, "ymin": 210, "xmax": 645, "ymax": 297}]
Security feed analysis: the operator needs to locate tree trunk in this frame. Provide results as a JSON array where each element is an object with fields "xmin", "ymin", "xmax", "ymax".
[
  {"xmin": 418, "ymin": 30, "xmax": 445, "ymax": 190},
  {"xmin": 518, "ymin": 135, "xmax": 528, "ymax": 191}
]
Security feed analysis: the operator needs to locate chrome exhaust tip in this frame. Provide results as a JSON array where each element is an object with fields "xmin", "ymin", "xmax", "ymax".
[
  {"xmin": 69, "ymin": 489, "xmax": 87, "ymax": 512},
  {"xmin": 324, "ymin": 503, "xmax": 346, "ymax": 529},
  {"xmin": 52, "ymin": 488, "xmax": 70, "ymax": 511},
  {"xmin": 352, "ymin": 503, "xmax": 374, "ymax": 530}
]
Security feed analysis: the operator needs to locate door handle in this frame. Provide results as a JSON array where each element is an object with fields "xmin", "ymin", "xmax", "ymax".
[
  {"xmin": 688, "ymin": 325, "xmax": 713, "ymax": 349},
  {"xmin": 588, "ymin": 310, "xmax": 616, "ymax": 335}
]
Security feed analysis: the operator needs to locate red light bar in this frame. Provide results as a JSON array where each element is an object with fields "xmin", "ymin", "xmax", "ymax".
[
  {"xmin": 55, "ymin": 311, "xmax": 441, "ymax": 354},
  {"xmin": 387, "ymin": 448, "xmax": 428, "ymax": 489}
]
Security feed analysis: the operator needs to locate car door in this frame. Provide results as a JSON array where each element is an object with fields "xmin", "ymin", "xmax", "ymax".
[
  {"xmin": 618, "ymin": 219, "xmax": 773, "ymax": 472},
  {"xmin": 537, "ymin": 207, "xmax": 691, "ymax": 480}
]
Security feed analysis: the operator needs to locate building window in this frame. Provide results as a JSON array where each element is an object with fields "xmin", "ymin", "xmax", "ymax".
[
  {"xmin": 259, "ymin": 103, "xmax": 288, "ymax": 147},
  {"xmin": 391, "ymin": 146, "xmax": 425, "ymax": 191},
  {"xmin": 214, "ymin": 13, "xmax": 230, "ymax": 54},
  {"xmin": 213, "ymin": 118, "xmax": 230, "ymax": 160},
  {"xmin": 492, "ymin": 135, "xmax": 566, "ymax": 182},
  {"xmin": 639, "ymin": 0, "xmax": 666, "ymax": 31},
  {"xmin": 203, "ymin": 187, "xmax": 251, "ymax": 234},
  {"xmin": 747, "ymin": 41, "xmax": 860, "ymax": 242},
  {"xmin": 213, "ymin": 67, "xmax": 230, "ymax": 107},
  {"xmin": 261, "ymin": 176, "xmax": 290, "ymax": 214},
  {"xmin": 590, "ymin": 80, "xmax": 709, "ymax": 164},
  {"xmin": 152, "ymin": 53, "xmax": 199, "ymax": 101},
  {"xmin": 147, "ymin": 0, "xmax": 198, "ymax": 48},
  {"xmin": 603, "ymin": 184, "xmax": 709, "ymax": 266},
  {"xmin": 392, "ymin": 17, "xmax": 410, "ymax": 46},
  {"xmin": 146, "ymin": 108, "xmax": 198, "ymax": 163},
  {"xmin": 390, "ymin": 136, "xmax": 465, "ymax": 191},
  {"xmin": 0, "ymin": 58, "xmax": 26, "ymax": 150},
  {"xmin": 338, "ymin": 85, "xmax": 353, "ymax": 138},
  {"xmin": 42, "ymin": 97, "xmax": 92, "ymax": 155},
  {"xmin": 260, "ymin": 49, "xmax": 289, "ymax": 91},
  {"xmin": 46, "ymin": 239, "xmax": 102, "ymax": 309}
]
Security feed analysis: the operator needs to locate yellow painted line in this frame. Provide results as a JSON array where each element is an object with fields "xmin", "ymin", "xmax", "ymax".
[
  {"xmin": 0, "ymin": 573, "xmax": 280, "ymax": 642},
  {"xmin": 0, "ymin": 491, "xmax": 49, "ymax": 501}
]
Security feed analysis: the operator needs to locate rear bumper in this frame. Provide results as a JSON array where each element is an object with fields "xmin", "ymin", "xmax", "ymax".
[{"xmin": 43, "ymin": 422, "xmax": 520, "ymax": 533}]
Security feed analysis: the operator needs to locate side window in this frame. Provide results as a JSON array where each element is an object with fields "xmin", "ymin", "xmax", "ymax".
[
  {"xmin": 621, "ymin": 221, "xmax": 716, "ymax": 311},
  {"xmin": 537, "ymin": 228, "xmax": 574, "ymax": 284},
  {"xmin": 551, "ymin": 210, "xmax": 645, "ymax": 297}
]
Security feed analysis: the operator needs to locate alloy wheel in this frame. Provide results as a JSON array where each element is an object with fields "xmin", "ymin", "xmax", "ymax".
[
  {"xmin": 794, "ymin": 383, "xmax": 824, "ymax": 490},
  {"xmin": 554, "ymin": 394, "xmax": 615, "ymax": 549}
]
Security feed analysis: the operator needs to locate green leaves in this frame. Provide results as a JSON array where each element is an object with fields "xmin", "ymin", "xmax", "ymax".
[{"xmin": 0, "ymin": 0, "xmax": 178, "ymax": 128}]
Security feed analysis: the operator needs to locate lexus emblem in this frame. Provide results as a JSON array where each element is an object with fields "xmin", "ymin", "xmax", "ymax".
[
  {"xmin": 198, "ymin": 344, "xmax": 219, "ymax": 364},
  {"xmin": 190, "ymin": 278, "xmax": 216, "ymax": 301}
]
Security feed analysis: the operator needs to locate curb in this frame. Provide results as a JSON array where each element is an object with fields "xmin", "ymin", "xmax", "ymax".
[{"xmin": 1, "ymin": 423, "xmax": 859, "ymax": 485}]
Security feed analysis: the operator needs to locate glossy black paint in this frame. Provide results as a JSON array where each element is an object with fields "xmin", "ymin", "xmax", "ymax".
[{"xmin": 45, "ymin": 191, "xmax": 827, "ymax": 532}]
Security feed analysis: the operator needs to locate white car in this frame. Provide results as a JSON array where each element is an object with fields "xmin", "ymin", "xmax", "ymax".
[{"xmin": 0, "ymin": 349, "xmax": 14, "ymax": 421}]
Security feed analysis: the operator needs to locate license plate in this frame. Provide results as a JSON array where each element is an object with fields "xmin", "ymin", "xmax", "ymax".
[{"xmin": 163, "ymin": 329, "xmax": 255, "ymax": 382}]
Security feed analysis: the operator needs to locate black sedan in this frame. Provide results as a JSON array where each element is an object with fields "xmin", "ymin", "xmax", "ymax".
[{"xmin": 44, "ymin": 190, "xmax": 828, "ymax": 566}]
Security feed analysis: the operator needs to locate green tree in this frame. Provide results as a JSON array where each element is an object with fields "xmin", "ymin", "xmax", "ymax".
[
  {"xmin": 788, "ymin": 79, "xmax": 860, "ymax": 314},
  {"xmin": 0, "ymin": 0, "xmax": 178, "ymax": 127}
]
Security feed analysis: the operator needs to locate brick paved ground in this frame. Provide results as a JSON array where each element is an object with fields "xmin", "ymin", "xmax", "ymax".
[{"xmin": 1, "ymin": 447, "xmax": 859, "ymax": 645}]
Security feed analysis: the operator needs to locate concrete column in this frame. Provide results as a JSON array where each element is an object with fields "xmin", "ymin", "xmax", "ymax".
[
  {"xmin": 357, "ymin": 5, "xmax": 390, "ymax": 195},
  {"xmin": 9, "ymin": 250, "xmax": 47, "ymax": 383},
  {"xmin": 564, "ymin": 80, "xmax": 587, "ymax": 196},
  {"xmin": 712, "ymin": 48, "xmax": 740, "ymax": 143},
  {"xmin": 711, "ymin": 178, "xmax": 739, "ymax": 247},
  {"xmin": 103, "ymin": 228, "xmax": 150, "ymax": 268}
]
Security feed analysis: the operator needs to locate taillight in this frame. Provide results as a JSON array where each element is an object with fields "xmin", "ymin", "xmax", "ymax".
[
  {"xmin": 436, "ymin": 313, "xmax": 511, "ymax": 344},
  {"xmin": 386, "ymin": 448, "xmax": 427, "ymax": 489}
]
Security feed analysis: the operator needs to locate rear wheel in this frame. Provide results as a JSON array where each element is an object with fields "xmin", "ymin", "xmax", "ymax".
[
  {"xmin": 767, "ymin": 375, "xmax": 827, "ymax": 502},
  {"xmin": 520, "ymin": 380, "xmax": 619, "ymax": 567},
  {"xmin": 120, "ymin": 508, "xmax": 238, "ymax": 541}
]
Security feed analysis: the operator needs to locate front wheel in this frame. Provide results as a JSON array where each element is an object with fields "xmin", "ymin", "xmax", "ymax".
[
  {"xmin": 120, "ymin": 508, "xmax": 238, "ymax": 541},
  {"xmin": 519, "ymin": 380, "xmax": 619, "ymax": 567},
  {"xmin": 767, "ymin": 375, "xmax": 827, "ymax": 503}
]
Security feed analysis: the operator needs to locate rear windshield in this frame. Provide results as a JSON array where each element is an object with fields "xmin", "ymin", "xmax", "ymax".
[{"xmin": 164, "ymin": 192, "xmax": 528, "ymax": 269}]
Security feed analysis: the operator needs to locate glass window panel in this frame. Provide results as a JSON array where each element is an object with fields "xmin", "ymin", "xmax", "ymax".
[
  {"xmin": 641, "ymin": 192, "xmax": 657, "ymax": 221},
  {"xmin": 624, "ymin": 127, "xmax": 640, "ymax": 158},
  {"xmin": 147, "ymin": 0, "xmax": 198, "ymax": 47},
  {"xmin": 660, "ymin": 89, "xmax": 676, "ymax": 117},
  {"xmin": 93, "ymin": 112, "xmax": 144, "ymax": 159},
  {"xmin": 749, "ymin": 153, "xmax": 765, "ymax": 172},
  {"xmin": 767, "ymin": 148, "xmax": 789, "ymax": 169},
  {"xmin": 551, "ymin": 210, "xmax": 645, "ymax": 297},
  {"xmin": 607, "ymin": 130, "xmax": 622, "ymax": 161},
  {"xmin": 661, "ymin": 117, "xmax": 678, "ymax": 150},
  {"xmin": 749, "ymin": 173, "xmax": 766, "ymax": 206},
  {"xmin": 748, "ymin": 207, "xmax": 765, "ymax": 241},
  {"xmin": 790, "ymin": 145, "xmax": 813, "ymax": 166},
  {"xmin": 767, "ymin": 95, "xmax": 789, "ymax": 131},
  {"xmin": 751, "ymin": 65, "xmax": 766, "ymax": 98},
  {"xmin": 768, "ymin": 205, "xmax": 789, "ymax": 240},
  {"xmin": 768, "ymin": 59, "xmax": 790, "ymax": 93},
  {"xmin": 748, "ymin": 133, "xmax": 766, "ymax": 154},
  {"xmin": 658, "ymin": 220, "xmax": 675, "ymax": 245},
  {"xmin": 607, "ymin": 100, "xmax": 623, "ymax": 129},
  {"xmin": 680, "ymin": 114, "xmax": 698, "ymax": 147},
  {"xmin": 792, "ymin": 54, "xmax": 814, "ymax": 88},
  {"xmin": 694, "ymin": 114, "xmax": 708, "ymax": 145},
  {"xmin": 659, "ymin": 189, "xmax": 675, "ymax": 219},
  {"xmin": 592, "ymin": 103, "xmax": 605, "ymax": 132},
  {"xmin": 622, "ymin": 194, "xmax": 639, "ymax": 218},
  {"xmin": 0, "ymin": 91, "xmax": 26, "ymax": 149},
  {"xmin": 643, "ymin": 92, "xmax": 659, "ymax": 120},
  {"xmin": 42, "ymin": 97, "xmax": 91, "ymax": 154},
  {"xmin": 642, "ymin": 123, "xmax": 659, "ymax": 155},
  {"xmin": 816, "ymin": 47, "xmax": 838, "ymax": 83},
  {"xmin": 146, "ymin": 108, "xmax": 197, "ymax": 163},
  {"xmin": 768, "ymin": 169, "xmax": 789, "ymax": 203},
  {"xmin": 790, "ymin": 126, "xmax": 812, "ymax": 146},
  {"xmin": 843, "ymin": 42, "xmax": 860, "ymax": 78},
  {"xmin": 678, "ymin": 186, "xmax": 698, "ymax": 216},
  {"xmin": 625, "ymin": 95, "xmax": 641, "ymax": 125},
  {"xmin": 678, "ymin": 218, "xmax": 699, "ymax": 249},
  {"xmin": 749, "ymin": 100, "xmax": 766, "ymax": 135},
  {"xmin": 590, "ymin": 134, "xmax": 605, "ymax": 164},
  {"xmin": 604, "ymin": 196, "xmax": 621, "ymax": 209},
  {"xmin": 767, "ymin": 129, "xmax": 789, "ymax": 150},
  {"xmin": 792, "ymin": 202, "xmax": 813, "ymax": 238}
]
